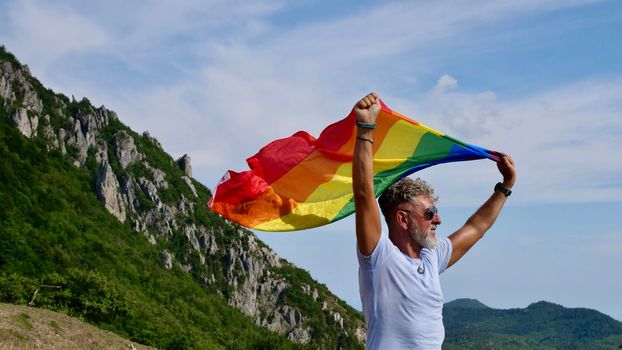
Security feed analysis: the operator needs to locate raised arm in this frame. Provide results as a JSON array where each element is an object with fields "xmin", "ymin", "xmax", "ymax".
[
  {"xmin": 353, "ymin": 93, "xmax": 382, "ymax": 256},
  {"xmin": 447, "ymin": 154, "xmax": 516, "ymax": 267}
]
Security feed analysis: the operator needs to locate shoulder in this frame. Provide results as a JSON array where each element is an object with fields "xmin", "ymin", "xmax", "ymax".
[
  {"xmin": 421, "ymin": 237, "xmax": 452, "ymax": 271},
  {"xmin": 437, "ymin": 237, "xmax": 452, "ymax": 253},
  {"xmin": 357, "ymin": 233, "xmax": 398, "ymax": 269}
]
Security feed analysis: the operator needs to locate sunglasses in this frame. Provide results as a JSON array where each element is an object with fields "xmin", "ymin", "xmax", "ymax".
[
  {"xmin": 423, "ymin": 206, "xmax": 438, "ymax": 220},
  {"xmin": 400, "ymin": 206, "xmax": 438, "ymax": 221}
]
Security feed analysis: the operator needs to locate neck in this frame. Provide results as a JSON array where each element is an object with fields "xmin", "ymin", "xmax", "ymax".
[{"xmin": 389, "ymin": 229, "xmax": 423, "ymax": 259}]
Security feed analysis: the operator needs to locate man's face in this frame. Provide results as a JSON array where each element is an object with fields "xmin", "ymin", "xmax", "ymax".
[{"xmin": 407, "ymin": 195, "xmax": 441, "ymax": 249}]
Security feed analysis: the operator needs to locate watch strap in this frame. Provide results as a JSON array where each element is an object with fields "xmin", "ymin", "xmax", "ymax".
[{"xmin": 494, "ymin": 182, "xmax": 512, "ymax": 197}]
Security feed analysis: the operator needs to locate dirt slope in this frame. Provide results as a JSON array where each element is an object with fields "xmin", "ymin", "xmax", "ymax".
[{"xmin": 0, "ymin": 304, "xmax": 154, "ymax": 350}]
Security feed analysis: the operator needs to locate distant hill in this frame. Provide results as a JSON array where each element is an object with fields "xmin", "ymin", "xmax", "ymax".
[
  {"xmin": 445, "ymin": 298, "xmax": 490, "ymax": 309},
  {"xmin": 443, "ymin": 299, "xmax": 622, "ymax": 349}
]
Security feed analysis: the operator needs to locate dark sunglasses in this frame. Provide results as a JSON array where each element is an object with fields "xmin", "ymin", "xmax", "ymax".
[
  {"xmin": 423, "ymin": 206, "xmax": 438, "ymax": 221},
  {"xmin": 400, "ymin": 206, "xmax": 438, "ymax": 221}
]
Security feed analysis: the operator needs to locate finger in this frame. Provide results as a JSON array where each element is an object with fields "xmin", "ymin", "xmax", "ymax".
[
  {"xmin": 357, "ymin": 97, "xmax": 370, "ymax": 108},
  {"xmin": 360, "ymin": 98, "xmax": 372, "ymax": 108},
  {"xmin": 359, "ymin": 93, "xmax": 378, "ymax": 107},
  {"xmin": 500, "ymin": 154, "xmax": 512, "ymax": 164}
]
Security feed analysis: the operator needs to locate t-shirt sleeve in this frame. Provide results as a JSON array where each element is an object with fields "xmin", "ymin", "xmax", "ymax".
[
  {"xmin": 437, "ymin": 237, "xmax": 453, "ymax": 274},
  {"xmin": 357, "ymin": 233, "xmax": 394, "ymax": 270}
]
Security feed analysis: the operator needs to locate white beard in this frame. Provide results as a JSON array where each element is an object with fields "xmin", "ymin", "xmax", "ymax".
[{"xmin": 412, "ymin": 226, "xmax": 438, "ymax": 250}]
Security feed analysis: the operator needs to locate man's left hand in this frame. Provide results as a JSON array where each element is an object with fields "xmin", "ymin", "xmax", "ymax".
[{"xmin": 497, "ymin": 154, "xmax": 516, "ymax": 188}]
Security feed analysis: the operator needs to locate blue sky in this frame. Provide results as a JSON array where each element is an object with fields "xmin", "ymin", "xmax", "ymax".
[{"xmin": 1, "ymin": 0, "xmax": 621, "ymax": 320}]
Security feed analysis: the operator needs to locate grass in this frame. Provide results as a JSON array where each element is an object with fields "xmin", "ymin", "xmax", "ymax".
[
  {"xmin": 16, "ymin": 313, "xmax": 33, "ymax": 331},
  {"xmin": 0, "ymin": 303, "xmax": 154, "ymax": 349},
  {"xmin": 49, "ymin": 319, "xmax": 61, "ymax": 334},
  {"xmin": 0, "ymin": 328, "xmax": 28, "ymax": 343}
]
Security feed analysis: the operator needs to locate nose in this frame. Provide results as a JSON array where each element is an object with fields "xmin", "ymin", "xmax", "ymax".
[{"xmin": 432, "ymin": 214, "xmax": 441, "ymax": 225}]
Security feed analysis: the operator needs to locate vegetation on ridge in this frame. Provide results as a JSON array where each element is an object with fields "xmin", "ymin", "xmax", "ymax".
[
  {"xmin": 0, "ymin": 45, "xmax": 364, "ymax": 349},
  {"xmin": 443, "ymin": 299, "xmax": 622, "ymax": 349},
  {"xmin": 0, "ymin": 108, "xmax": 305, "ymax": 349}
]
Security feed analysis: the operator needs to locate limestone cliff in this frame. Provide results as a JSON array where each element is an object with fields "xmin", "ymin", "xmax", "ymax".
[{"xmin": 0, "ymin": 46, "xmax": 365, "ymax": 348}]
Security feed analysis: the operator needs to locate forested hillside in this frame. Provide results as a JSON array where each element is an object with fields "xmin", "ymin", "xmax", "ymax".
[
  {"xmin": 0, "ymin": 45, "xmax": 365, "ymax": 349},
  {"xmin": 443, "ymin": 299, "xmax": 622, "ymax": 349}
]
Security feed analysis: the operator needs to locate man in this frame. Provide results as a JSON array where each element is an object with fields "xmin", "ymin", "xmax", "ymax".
[{"xmin": 352, "ymin": 92, "xmax": 516, "ymax": 349}]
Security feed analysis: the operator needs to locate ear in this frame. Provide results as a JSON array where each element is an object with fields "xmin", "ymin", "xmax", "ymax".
[{"xmin": 395, "ymin": 210, "xmax": 409, "ymax": 230}]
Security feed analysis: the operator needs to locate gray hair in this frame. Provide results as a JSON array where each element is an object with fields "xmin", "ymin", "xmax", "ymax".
[{"xmin": 378, "ymin": 177, "xmax": 437, "ymax": 219}]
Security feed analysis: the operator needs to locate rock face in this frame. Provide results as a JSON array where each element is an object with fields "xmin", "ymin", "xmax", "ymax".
[
  {"xmin": 0, "ymin": 49, "xmax": 366, "ymax": 348},
  {"xmin": 1, "ymin": 61, "xmax": 42, "ymax": 138},
  {"xmin": 227, "ymin": 232, "xmax": 284, "ymax": 315},
  {"xmin": 143, "ymin": 131, "xmax": 162, "ymax": 149},
  {"xmin": 0, "ymin": 61, "xmax": 43, "ymax": 113},
  {"xmin": 183, "ymin": 224, "xmax": 201, "ymax": 252},
  {"xmin": 198, "ymin": 227, "xmax": 218, "ymax": 256},
  {"xmin": 288, "ymin": 327, "xmax": 311, "ymax": 344},
  {"xmin": 181, "ymin": 176, "xmax": 198, "ymax": 197},
  {"xmin": 67, "ymin": 119, "xmax": 89, "ymax": 166},
  {"xmin": 265, "ymin": 305, "xmax": 303, "ymax": 333},
  {"xmin": 11, "ymin": 107, "xmax": 38, "ymax": 138},
  {"xmin": 160, "ymin": 250, "xmax": 174, "ymax": 269},
  {"xmin": 114, "ymin": 131, "xmax": 142, "ymax": 169},
  {"xmin": 121, "ymin": 176, "xmax": 139, "ymax": 213},
  {"xmin": 0, "ymin": 71, "xmax": 12, "ymax": 101},
  {"xmin": 95, "ymin": 162, "xmax": 127, "ymax": 222},
  {"xmin": 177, "ymin": 154, "xmax": 192, "ymax": 177},
  {"xmin": 78, "ymin": 108, "xmax": 110, "ymax": 146}
]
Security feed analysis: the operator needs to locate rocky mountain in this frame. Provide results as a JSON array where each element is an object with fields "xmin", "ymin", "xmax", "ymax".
[{"xmin": 0, "ymin": 46, "xmax": 365, "ymax": 349}]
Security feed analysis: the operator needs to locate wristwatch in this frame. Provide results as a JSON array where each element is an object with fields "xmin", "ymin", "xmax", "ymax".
[{"xmin": 494, "ymin": 182, "xmax": 512, "ymax": 197}]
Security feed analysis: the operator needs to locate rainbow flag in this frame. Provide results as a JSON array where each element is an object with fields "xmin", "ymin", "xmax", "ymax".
[{"xmin": 209, "ymin": 99, "xmax": 501, "ymax": 231}]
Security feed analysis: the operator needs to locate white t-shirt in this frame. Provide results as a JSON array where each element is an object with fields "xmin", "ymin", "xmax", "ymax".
[{"xmin": 357, "ymin": 233, "xmax": 453, "ymax": 349}]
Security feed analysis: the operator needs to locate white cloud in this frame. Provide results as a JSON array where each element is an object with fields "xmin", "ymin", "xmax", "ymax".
[
  {"xmin": 165, "ymin": 0, "xmax": 603, "ymax": 188},
  {"xmin": 2, "ymin": 0, "xmax": 617, "ymax": 201},
  {"xmin": 1, "ymin": 0, "xmax": 111, "ymax": 71},
  {"xmin": 492, "ymin": 79, "xmax": 622, "ymax": 201},
  {"xmin": 99, "ymin": 0, "xmax": 283, "ymax": 65},
  {"xmin": 432, "ymin": 74, "xmax": 459, "ymax": 95},
  {"xmin": 408, "ymin": 76, "xmax": 622, "ymax": 206}
]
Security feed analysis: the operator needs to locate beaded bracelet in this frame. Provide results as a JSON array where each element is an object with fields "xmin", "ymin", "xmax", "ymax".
[{"xmin": 356, "ymin": 121, "xmax": 377, "ymax": 129}]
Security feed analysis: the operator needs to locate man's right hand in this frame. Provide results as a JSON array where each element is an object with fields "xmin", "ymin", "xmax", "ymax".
[
  {"xmin": 354, "ymin": 92, "xmax": 381, "ymax": 125},
  {"xmin": 353, "ymin": 92, "xmax": 383, "ymax": 256}
]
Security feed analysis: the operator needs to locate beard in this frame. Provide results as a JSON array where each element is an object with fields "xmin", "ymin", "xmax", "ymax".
[{"xmin": 411, "ymin": 226, "xmax": 438, "ymax": 250}]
